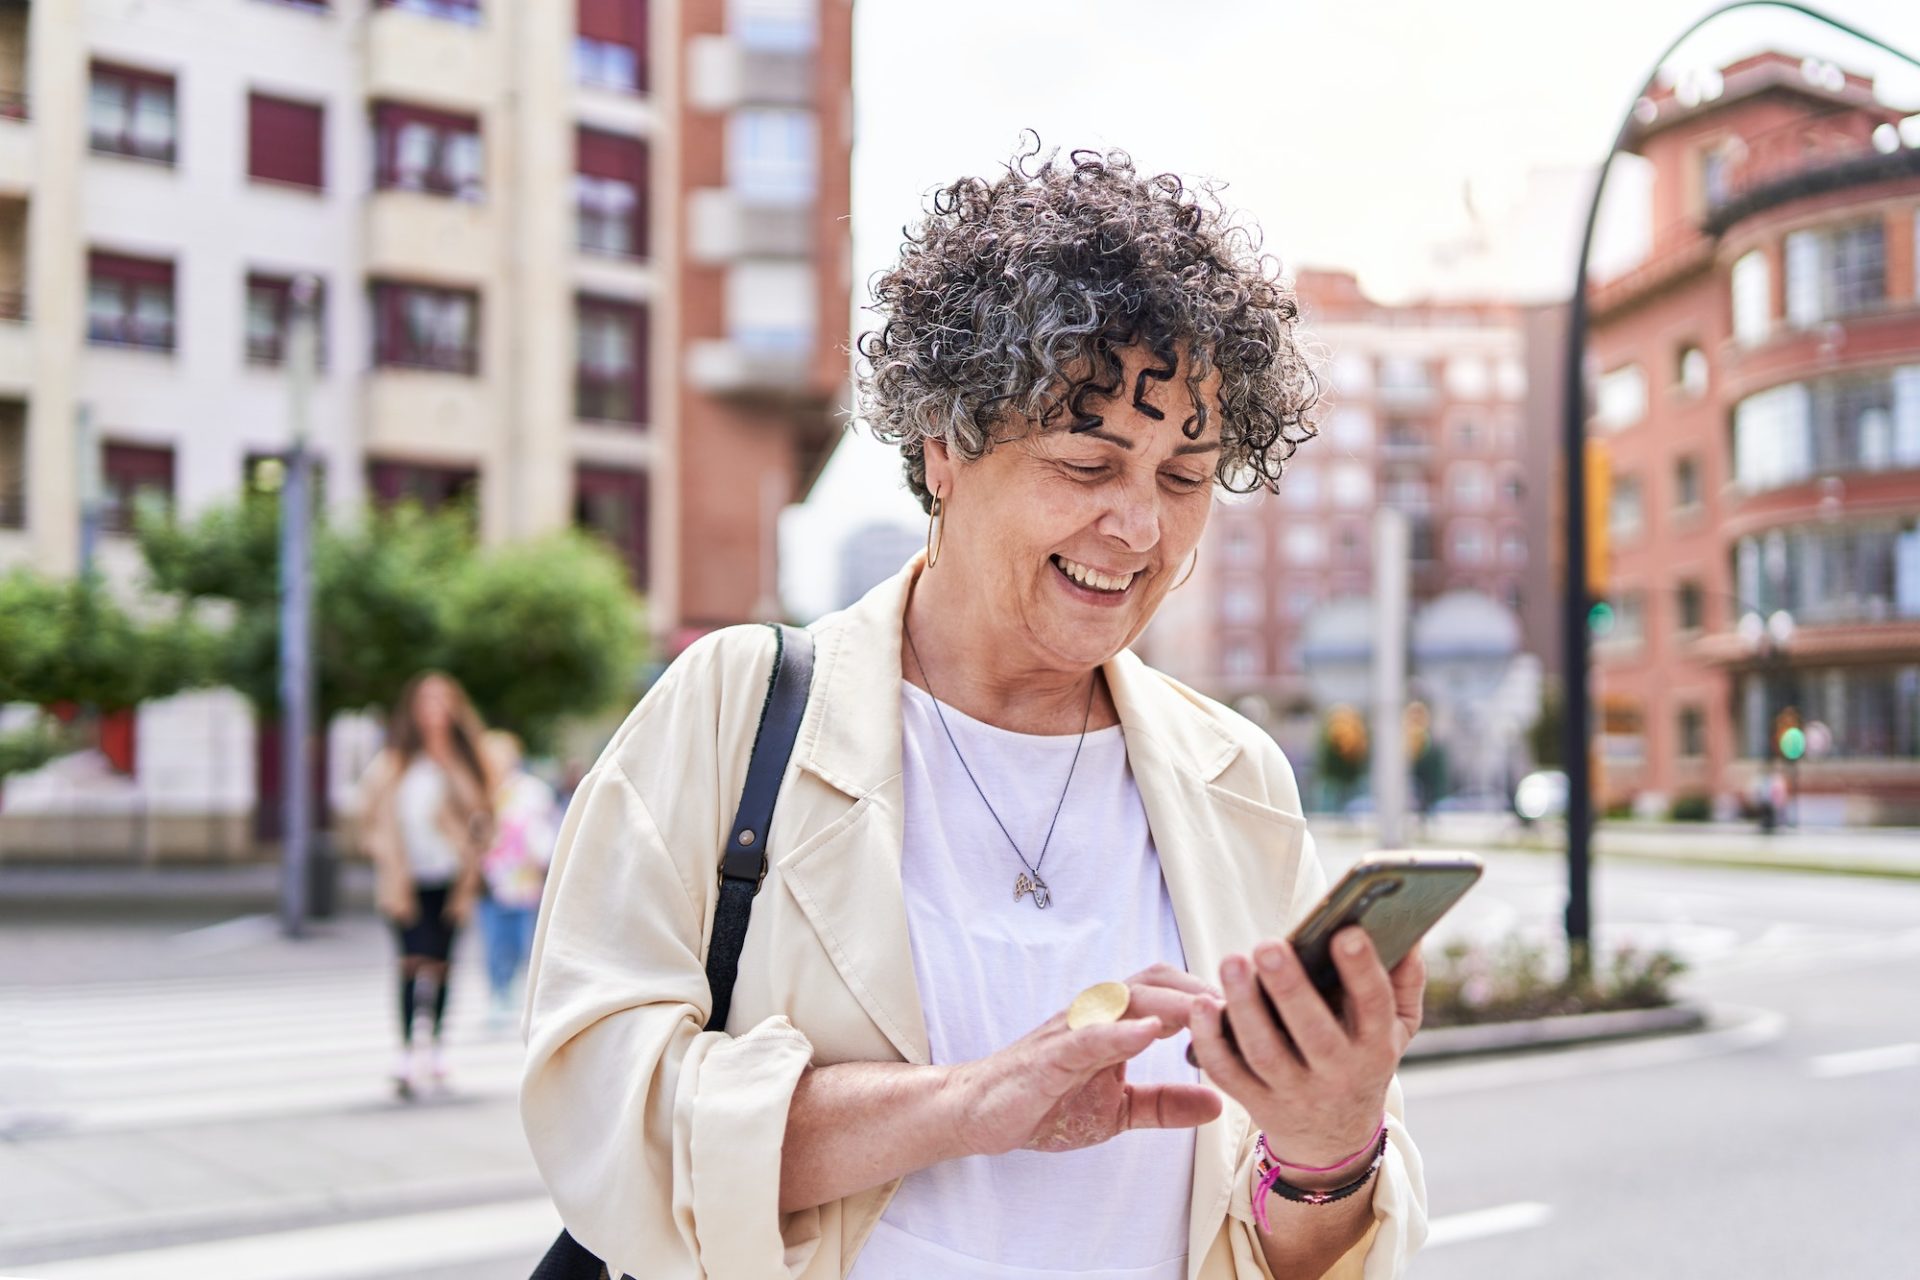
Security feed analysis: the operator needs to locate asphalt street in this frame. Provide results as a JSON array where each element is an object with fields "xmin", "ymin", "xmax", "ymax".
[{"xmin": 0, "ymin": 848, "xmax": 1914, "ymax": 1278}]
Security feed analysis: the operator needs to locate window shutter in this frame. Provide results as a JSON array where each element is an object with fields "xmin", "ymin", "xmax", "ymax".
[
  {"xmin": 578, "ymin": 0, "xmax": 645, "ymax": 44},
  {"xmin": 249, "ymin": 94, "xmax": 325, "ymax": 190}
]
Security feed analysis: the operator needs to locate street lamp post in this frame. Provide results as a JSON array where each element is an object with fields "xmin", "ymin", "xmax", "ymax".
[
  {"xmin": 279, "ymin": 276, "xmax": 320, "ymax": 938},
  {"xmin": 1560, "ymin": 1, "xmax": 1920, "ymax": 979}
]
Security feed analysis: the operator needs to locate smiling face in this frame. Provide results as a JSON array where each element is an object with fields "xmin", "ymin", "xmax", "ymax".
[{"xmin": 922, "ymin": 343, "xmax": 1221, "ymax": 674}]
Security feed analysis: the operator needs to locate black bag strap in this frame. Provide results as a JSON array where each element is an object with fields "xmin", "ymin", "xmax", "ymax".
[
  {"xmin": 535, "ymin": 622, "xmax": 815, "ymax": 1280},
  {"xmin": 707, "ymin": 622, "xmax": 813, "ymax": 1031}
]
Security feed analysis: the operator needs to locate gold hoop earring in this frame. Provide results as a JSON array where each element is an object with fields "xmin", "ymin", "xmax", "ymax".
[
  {"xmin": 926, "ymin": 493, "xmax": 945, "ymax": 568},
  {"xmin": 1172, "ymin": 547, "xmax": 1199, "ymax": 590}
]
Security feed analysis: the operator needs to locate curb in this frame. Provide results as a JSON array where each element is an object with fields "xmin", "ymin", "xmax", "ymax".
[
  {"xmin": 1481, "ymin": 841, "xmax": 1920, "ymax": 882},
  {"xmin": 1402, "ymin": 1002, "xmax": 1709, "ymax": 1063}
]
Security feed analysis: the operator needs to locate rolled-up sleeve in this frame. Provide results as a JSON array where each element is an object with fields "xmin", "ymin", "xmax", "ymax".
[{"xmin": 519, "ymin": 631, "xmax": 820, "ymax": 1278}]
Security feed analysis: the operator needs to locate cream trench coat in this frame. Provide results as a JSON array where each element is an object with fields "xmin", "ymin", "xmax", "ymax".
[{"xmin": 520, "ymin": 556, "xmax": 1428, "ymax": 1280}]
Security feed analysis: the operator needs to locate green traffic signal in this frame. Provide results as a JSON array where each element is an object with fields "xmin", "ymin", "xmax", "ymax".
[
  {"xmin": 1587, "ymin": 601, "xmax": 1616, "ymax": 637},
  {"xmin": 1779, "ymin": 726, "xmax": 1806, "ymax": 761}
]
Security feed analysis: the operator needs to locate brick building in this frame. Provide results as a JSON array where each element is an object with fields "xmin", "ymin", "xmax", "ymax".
[{"xmin": 1587, "ymin": 50, "xmax": 1920, "ymax": 823}]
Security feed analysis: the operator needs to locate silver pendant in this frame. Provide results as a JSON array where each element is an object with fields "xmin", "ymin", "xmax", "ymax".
[{"xmin": 1013, "ymin": 870, "xmax": 1052, "ymax": 909}]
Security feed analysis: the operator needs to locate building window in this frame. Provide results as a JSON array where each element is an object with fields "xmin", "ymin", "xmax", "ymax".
[
  {"xmin": 731, "ymin": 0, "xmax": 816, "ymax": 49},
  {"xmin": 1283, "ymin": 587, "xmax": 1316, "ymax": 619},
  {"xmin": 1222, "ymin": 583, "xmax": 1261, "ymax": 625},
  {"xmin": 1674, "ymin": 454, "xmax": 1701, "ymax": 511},
  {"xmin": 1331, "ymin": 462, "xmax": 1372, "ymax": 510},
  {"xmin": 575, "ymin": 0, "xmax": 647, "ymax": 91},
  {"xmin": 1677, "ymin": 580, "xmax": 1705, "ymax": 632},
  {"xmin": 245, "ymin": 274, "xmax": 327, "ymax": 367},
  {"xmin": 1384, "ymin": 418, "xmax": 1426, "ymax": 456},
  {"xmin": 1676, "ymin": 344, "xmax": 1709, "ymax": 397},
  {"xmin": 368, "ymin": 459, "xmax": 478, "ymax": 514},
  {"xmin": 1282, "ymin": 524, "xmax": 1326, "ymax": 566},
  {"xmin": 1609, "ymin": 592, "xmax": 1646, "ymax": 646},
  {"xmin": 1409, "ymin": 516, "xmax": 1436, "ymax": 563},
  {"xmin": 372, "ymin": 102, "xmax": 482, "ymax": 199},
  {"xmin": 1595, "ymin": 363, "xmax": 1647, "ymax": 431},
  {"xmin": 1221, "ymin": 520, "xmax": 1261, "ymax": 568},
  {"xmin": 575, "ymin": 463, "xmax": 650, "ymax": 587},
  {"xmin": 371, "ymin": 281, "xmax": 479, "ymax": 374},
  {"xmin": 0, "ymin": 403, "xmax": 24, "ymax": 530},
  {"xmin": 1378, "ymin": 355, "xmax": 1432, "ymax": 399},
  {"xmin": 1327, "ymin": 406, "xmax": 1374, "ymax": 449},
  {"xmin": 1735, "ymin": 519, "xmax": 1920, "ymax": 625},
  {"xmin": 1449, "ymin": 461, "xmax": 1491, "ymax": 509},
  {"xmin": 1677, "ymin": 705, "xmax": 1707, "ymax": 759},
  {"xmin": 89, "ymin": 61, "xmax": 177, "ymax": 164},
  {"xmin": 1733, "ymin": 366, "xmax": 1920, "ymax": 492},
  {"xmin": 1500, "ymin": 470, "xmax": 1524, "ymax": 506},
  {"xmin": 1331, "ymin": 352, "xmax": 1372, "ymax": 395},
  {"xmin": 1500, "ymin": 526, "xmax": 1526, "ymax": 567},
  {"xmin": 1451, "ymin": 418, "xmax": 1480, "ymax": 452},
  {"xmin": 1503, "ymin": 581, "xmax": 1524, "ymax": 614},
  {"xmin": 1450, "ymin": 521, "xmax": 1489, "ymax": 565},
  {"xmin": 1336, "ymin": 525, "xmax": 1365, "ymax": 566},
  {"xmin": 576, "ymin": 128, "xmax": 647, "ymax": 257},
  {"xmin": 1384, "ymin": 473, "xmax": 1431, "ymax": 513},
  {"xmin": 727, "ymin": 107, "xmax": 816, "ymax": 201},
  {"xmin": 1284, "ymin": 463, "xmax": 1320, "ymax": 508},
  {"xmin": 1609, "ymin": 475, "xmax": 1643, "ymax": 540},
  {"xmin": 726, "ymin": 260, "xmax": 813, "ymax": 353},
  {"xmin": 101, "ymin": 442, "xmax": 175, "ymax": 533},
  {"xmin": 376, "ymin": 0, "xmax": 482, "ymax": 23},
  {"xmin": 575, "ymin": 296, "xmax": 648, "ymax": 424},
  {"xmin": 1445, "ymin": 357, "xmax": 1490, "ymax": 400},
  {"xmin": 1739, "ymin": 664, "xmax": 1920, "ymax": 760},
  {"xmin": 1731, "ymin": 250, "xmax": 1771, "ymax": 345},
  {"xmin": 248, "ymin": 93, "xmax": 324, "ymax": 190},
  {"xmin": 1785, "ymin": 221, "xmax": 1885, "ymax": 328},
  {"xmin": 1223, "ymin": 640, "xmax": 1260, "ymax": 680},
  {"xmin": 87, "ymin": 251, "xmax": 175, "ymax": 351}
]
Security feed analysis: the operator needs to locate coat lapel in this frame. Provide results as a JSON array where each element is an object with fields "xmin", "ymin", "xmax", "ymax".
[{"xmin": 776, "ymin": 560, "xmax": 931, "ymax": 1065}]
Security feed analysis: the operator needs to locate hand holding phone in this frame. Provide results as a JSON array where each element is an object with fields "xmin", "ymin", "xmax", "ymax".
[{"xmin": 1186, "ymin": 852, "xmax": 1482, "ymax": 1067}]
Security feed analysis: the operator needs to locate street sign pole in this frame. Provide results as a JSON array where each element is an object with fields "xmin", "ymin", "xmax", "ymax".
[{"xmin": 279, "ymin": 277, "xmax": 320, "ymax": 938}]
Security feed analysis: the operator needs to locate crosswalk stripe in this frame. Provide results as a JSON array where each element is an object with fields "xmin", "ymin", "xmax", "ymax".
[
  {"xmin": 5, "ymin": 1196, "xmax": 560, "ymax": 1280},
  {"xmin": 1, "ymin": 967, "xmax": 528, "ymax": 1134},
  {"xmin": 1808, "ymin": 1041, "xmax": 1920, "ymax": 1078}
]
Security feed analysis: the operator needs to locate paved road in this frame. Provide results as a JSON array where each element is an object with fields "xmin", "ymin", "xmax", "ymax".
[{"xmin": 1, "ymin": 851, "xmax": 1916, "ymax": 1278}]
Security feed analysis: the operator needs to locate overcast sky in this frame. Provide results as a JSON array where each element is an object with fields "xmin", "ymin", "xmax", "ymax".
[{"xmin": 782, "ymin": 0, "xmax": 1920, "ymax": 617}]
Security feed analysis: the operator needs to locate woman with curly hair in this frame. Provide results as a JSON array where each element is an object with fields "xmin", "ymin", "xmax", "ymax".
[{"xmin": 521, "ymin": 142, "xmax": 1428, "ymax": 1279}]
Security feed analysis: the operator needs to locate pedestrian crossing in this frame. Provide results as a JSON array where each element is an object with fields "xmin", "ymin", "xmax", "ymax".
[{"xmin": 0, "ymin": 962, "xmax": 527, "ymax": 1136}]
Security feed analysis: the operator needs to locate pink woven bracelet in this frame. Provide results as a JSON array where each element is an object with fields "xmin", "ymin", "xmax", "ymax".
[{"xmin": 1256, "ymin": 1120, "xmax": 1386, "ymax": 1174}]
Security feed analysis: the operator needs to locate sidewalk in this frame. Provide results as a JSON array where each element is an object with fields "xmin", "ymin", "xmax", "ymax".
[{"xmin": 1316, "ymin": 812, "xmax": 1920, "ymax": 878}]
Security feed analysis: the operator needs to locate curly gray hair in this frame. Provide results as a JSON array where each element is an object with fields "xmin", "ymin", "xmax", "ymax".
[{"xmin": 856, "ymin": 139, "xmax": 1320, "ymax": 513}]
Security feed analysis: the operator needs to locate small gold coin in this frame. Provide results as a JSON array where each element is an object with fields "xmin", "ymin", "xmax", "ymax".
[{"xmin": 1067, "ymin": 981, "xmax": 1132, "ymax": 1029}]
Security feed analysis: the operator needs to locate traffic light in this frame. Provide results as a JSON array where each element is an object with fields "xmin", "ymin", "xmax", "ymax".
[
  {"xmin": 1588, "ymin": 599, "xmax": 1616, "ymax": 637},
  {"xmin": 1774, "ymin": 708, "xmax": 1805, "ymax": 762}
]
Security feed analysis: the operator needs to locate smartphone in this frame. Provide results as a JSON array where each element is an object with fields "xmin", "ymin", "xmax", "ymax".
[{"xmin": 1186, "ymin": 852, "xmax": 1484, "ymax": 1067}]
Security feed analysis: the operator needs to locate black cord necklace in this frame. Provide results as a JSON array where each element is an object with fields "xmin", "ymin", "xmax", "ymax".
[{"xmin": 903, "ymin": 622, "xmax": 1097, "ymax": 910}]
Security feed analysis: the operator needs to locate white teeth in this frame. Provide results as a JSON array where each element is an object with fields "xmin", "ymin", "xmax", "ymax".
[{"xmin": 1055, "ymin": 556, "xmax": 1134, "ymax": 593}]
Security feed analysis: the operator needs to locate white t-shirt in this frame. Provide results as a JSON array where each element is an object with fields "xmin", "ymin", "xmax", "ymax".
[
  {"xmin": 847, "ymin": 681, "xmax": 1200, "ymax": 1280},
  {"xmin": 396, "ymin": 756, "xmax": 462, "ymax": 886}
]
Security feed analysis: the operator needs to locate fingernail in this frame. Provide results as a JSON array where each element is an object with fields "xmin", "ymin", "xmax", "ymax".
[
  {"xmin": 1222, "ymin": 957, "xmax": 1248, "ymax": 981},
  {"xmin": 1341, "ymin": 933, "xmax": 1367, "ymax": 957},
  {"xmin": 1256, "ymin": 945, "xmax": 1285, "ymax": 972}
]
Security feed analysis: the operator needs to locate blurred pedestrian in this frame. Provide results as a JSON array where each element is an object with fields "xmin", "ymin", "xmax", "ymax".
[
  {"xmin": 477, "ymin": 730, "xmax": 558, "ymax": 1028},
  {"xmin": 354, "ymin": 671, "xmax": 495, "ymax": 1098}
]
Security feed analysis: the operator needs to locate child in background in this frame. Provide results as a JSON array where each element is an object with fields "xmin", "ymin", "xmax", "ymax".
[{"xmin": 478, "ymin": 731, "xmax": 560, "ymax": 1028}]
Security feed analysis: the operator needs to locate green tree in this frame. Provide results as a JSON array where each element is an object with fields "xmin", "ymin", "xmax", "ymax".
[
  {"xmin": 439, "ymin": 532, "xmax": 646, "ymax": 752},
  {"xmin": 0, "ymin": 570, "xmax": 212, "ymax": 710}
]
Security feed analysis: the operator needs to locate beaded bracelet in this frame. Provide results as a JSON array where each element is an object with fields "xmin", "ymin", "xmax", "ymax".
[{"xmin": 1251, "ymin": 1127, "xmax": 1390, "ymax": 1233}]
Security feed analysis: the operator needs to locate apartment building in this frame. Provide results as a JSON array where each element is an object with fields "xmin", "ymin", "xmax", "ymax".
[
  {"xmin": 1137, "ymin": 269, "xmax": 1552, "ymax": 801},
  {"xmin": 0, "ymin": 0, "xmax": 851, "ymax": 855},
  {"xmin": 1588, "ymin": 50, "xmax": 1920, "ymax": 823}
]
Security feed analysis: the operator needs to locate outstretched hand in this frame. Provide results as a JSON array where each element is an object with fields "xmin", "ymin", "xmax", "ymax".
[{"xmin": 944, "ymin": 962, "xmax": 1226, "ymax": 1158}]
